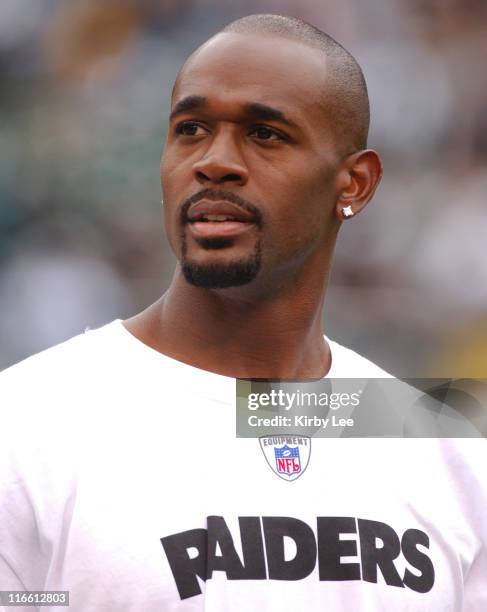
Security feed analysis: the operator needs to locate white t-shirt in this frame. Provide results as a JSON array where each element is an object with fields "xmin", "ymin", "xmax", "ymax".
[{"xmin": 0, "ymin": 320, "xmax": 486, "ymax": 611}]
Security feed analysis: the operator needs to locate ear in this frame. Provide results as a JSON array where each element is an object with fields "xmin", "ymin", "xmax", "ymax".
[{"xmin": 334, "ymin": 149, "xmax": 383, "ymax": 221}]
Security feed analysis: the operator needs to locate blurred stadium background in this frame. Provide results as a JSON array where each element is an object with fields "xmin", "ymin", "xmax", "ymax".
[{"xmin": 1, "ymin": 0, "xmax": 486, "ymax": 376}]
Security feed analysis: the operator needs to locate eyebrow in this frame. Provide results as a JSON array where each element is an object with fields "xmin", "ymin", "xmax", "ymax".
[
  {"xmin": 169, "ymin": 96, "xmax": 299, "ymax": 130},
  {"xmin": 169, "ymin": 95, "xmax": 207, "ymax": 121},
  {"xmin": 241, "ymin": 102, "xmax": 298, "ymax": 130}
]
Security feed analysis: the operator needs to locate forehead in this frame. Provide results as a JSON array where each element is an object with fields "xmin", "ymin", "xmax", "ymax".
[{"xmin": 173, "ymin": 33, "xmax": 329, "ymax": 125}]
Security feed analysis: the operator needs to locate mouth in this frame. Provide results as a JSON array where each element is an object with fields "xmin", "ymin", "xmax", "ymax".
[
  {"xmin": 189, "ymin": 220, "xmax": 254, "ymax": 238},
  {"xmin": 186, "ymin": 199, "xmax": 258, "ymax": 238}
]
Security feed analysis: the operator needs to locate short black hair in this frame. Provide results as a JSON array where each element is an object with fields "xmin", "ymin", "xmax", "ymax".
[{"xmin": 221, "ymin": 14, "xmax": 370, "ymax": 153}]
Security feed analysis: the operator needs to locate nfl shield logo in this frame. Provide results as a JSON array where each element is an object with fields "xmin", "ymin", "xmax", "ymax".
[
  {"xmin": 259, "ymin": 435, "xmax": 311, "ymax": 481},
  {"xmin": 275, "ymin": 444, "xmax": 301, "ymax": 476}
]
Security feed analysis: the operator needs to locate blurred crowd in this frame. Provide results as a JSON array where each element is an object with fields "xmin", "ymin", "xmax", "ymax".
[{"xmin": 1, "ymin": 0, "xmax": 486, "ymax": 375}]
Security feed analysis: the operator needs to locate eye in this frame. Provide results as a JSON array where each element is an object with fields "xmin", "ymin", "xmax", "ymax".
[
  {"xmin": 250, "ymin": 126, "xmax": 287, "ymax": 141},
  {"xmin": 175, "ymin": 121, "xmax": 207, "ymax": 136}
]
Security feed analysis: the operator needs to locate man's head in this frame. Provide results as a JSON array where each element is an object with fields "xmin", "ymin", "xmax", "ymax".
[{"xmin": 161, "ymin": 14, "xmax": 382, "ymax": 291}]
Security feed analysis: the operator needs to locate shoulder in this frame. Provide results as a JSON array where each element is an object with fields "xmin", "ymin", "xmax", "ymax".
[
  {"xmin": 326, "ymin": 336, "xmax": 393, "ymax": 378},
  {"xmin": 0, "ymin": 320, "xmax": 123, "ymax": 400}
]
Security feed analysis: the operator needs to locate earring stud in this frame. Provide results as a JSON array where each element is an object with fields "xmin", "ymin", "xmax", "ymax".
[{"xmin": 342, "ymin": 205, "xmax": 354, "ymax": 218}]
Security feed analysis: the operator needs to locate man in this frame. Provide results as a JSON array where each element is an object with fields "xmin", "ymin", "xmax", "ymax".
[
  {"xmin": 126, "ymin": 13, "xmax": 383, "ymax": 381},
  {"xmin": 1, "ymin": 14, "xmax": 486, "ymax": 612}
]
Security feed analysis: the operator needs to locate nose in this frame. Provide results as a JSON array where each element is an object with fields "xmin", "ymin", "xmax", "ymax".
[{"xmin": 192, "ymin": 129, "xmax": 249, "ymax": 187}]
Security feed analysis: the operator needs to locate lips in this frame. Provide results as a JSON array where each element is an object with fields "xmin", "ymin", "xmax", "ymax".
[
  {"xmin": 187, "ymin": 200, "xmax": 257, "ymax": 223},
  {"xmin": 186, "ymin": 199, "xmax": 258, "ymax": 239}
]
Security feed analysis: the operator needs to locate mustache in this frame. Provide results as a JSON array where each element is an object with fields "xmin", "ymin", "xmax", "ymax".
[{"xmin": 179, "ymin": 188, "xmax": 263, "ymax": 227}]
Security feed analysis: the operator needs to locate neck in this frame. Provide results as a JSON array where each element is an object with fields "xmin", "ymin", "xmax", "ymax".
[{"xmin": 125, "ymin": 253, "xmax": 334, "ymax": 379}]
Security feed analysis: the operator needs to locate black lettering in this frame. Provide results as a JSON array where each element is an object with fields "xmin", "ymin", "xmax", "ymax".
[
  {"xmin": 208, "ymin": 515, "xmax": 267, "ymax": 580},
  {"xmin": 402, "ymin": 529, "xmax": 435, "ymax": 593},
  {"xmin": 207, "ymin": 516, "xmax": 246, "ymax": 579},
  {"xmin": 317, "ymin": 517, "xmax": 361, "ymax": 581},
  {"xmin": 161, "ymin": 516, "xmax": 434, "ymax": 599},
  {"xmin": 263, "ymin": 516, "xmax": 317, "ymax": 580},
  {"xmin": 239, "ymin": 517, "xmax": 267, "ymax": 579},
  {"xmin": 161, "ymin": 528, "xmax": 207, "ymax": 600},
  {"xmin": 358, "ymin": 519, "xmax": 404, "ymax": 587}
]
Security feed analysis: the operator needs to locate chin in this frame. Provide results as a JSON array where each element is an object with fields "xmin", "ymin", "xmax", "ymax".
[
  {"xmin": 182, "ymin": 258, "xmax": 261, "ymax": 288},
  {"xmin": 180, "ymin": 238, "xmax": 262, "ymax": 289}
]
